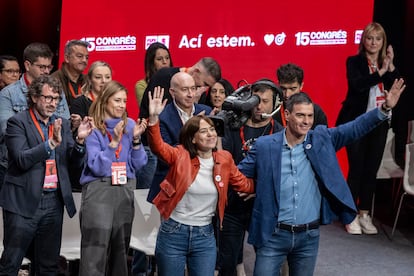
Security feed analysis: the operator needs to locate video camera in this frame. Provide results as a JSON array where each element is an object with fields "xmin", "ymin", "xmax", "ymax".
[
  {"xmin": 210, "ymin": 80, "xmax": 283, "ymax": 136},
  {"xmin": 210, "ymin": 84, "xmax": 258, "ymax": 136}
]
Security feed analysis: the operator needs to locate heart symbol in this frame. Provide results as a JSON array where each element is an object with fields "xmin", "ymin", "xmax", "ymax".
[{"xmin": 264, "ymin": 34, "xmax": 275, "ymax": 45}]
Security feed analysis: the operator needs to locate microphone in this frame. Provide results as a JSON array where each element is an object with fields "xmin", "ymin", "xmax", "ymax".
[{"xmin": 261, "ymin": 105, "xmax": 282, "ymax": 119}]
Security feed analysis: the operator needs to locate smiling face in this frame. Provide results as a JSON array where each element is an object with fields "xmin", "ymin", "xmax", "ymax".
[
  {"xmin": 363, "ymin": 30, "xmax": 384, "ymax": 57},
  {"xmin": 209, "ymin": 82, "xmax": 227, "ymax": 109},
  {"xmin": 285, "ymin": 102, "xmax": 314, "ymax": 141},
  {"xmin": 192, "ymin": 119, "xmax": 218, "ymax": 153},
  {"xmin": 104, "ymin": 90, "xmax": 127, "ymax": 119}
]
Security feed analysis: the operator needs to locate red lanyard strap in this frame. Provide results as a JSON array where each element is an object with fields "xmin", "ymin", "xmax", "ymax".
[
  {"xmin": 68, "ymin": 81, "xmax": 82, "ymax": 98},
  {"xmin": 106, "ymin": 130, "xmax": 123, "ymax": 160},
  {"xmin": 29, "ymin": 109, "xmax": 53, "ymax": 142},
  {"xmin": 240, "ymin": 119, "xmax": 274, "ymax": 152}
]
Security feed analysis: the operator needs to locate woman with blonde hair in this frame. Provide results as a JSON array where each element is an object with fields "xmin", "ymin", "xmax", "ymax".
[{"xmin": 336, "ymin": 22, "xmax": 400, "ymax": 235}]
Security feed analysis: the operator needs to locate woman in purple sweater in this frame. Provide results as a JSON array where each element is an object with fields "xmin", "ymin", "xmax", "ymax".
[{"xmin": 79, "ymin": 80, "xmax": 148, "ymax": 276}]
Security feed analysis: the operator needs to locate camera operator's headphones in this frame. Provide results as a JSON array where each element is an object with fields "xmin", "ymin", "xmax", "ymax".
[{"xmin": 250, "ymin": 79, "xmax": 283, "ymax": 111}]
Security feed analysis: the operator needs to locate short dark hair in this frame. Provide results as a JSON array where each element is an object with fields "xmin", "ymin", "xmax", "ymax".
[
  {"xmin": 179, "ymin": 115, "xmax": 217, "ymax": 158},
  {"xmin": 276, "ymin": 63, "xmax": 304, "ymax": 84},
  {"xmin": 251, "ymin": 78, "xmax": 282, "ymax": 106},
  {"xmin": 0, "ymin": 55, "xmax": 19, "ymax": 71},
  {"xmin": 23, "ymin": 43, "xmax": 53, "ymax": 64},
  {"xmin": 200, "ymin": 57, "xmax": 221, "ymax": 82},
  {"xmin": 28, "ymin": 75, "xmax": 61, "ymax": 108},
  {"xmin": 284, "ymin": 92, "xmax": 313, "ymax": 112}
]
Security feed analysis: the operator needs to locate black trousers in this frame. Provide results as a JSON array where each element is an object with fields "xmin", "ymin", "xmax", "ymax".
[{"xmin": 346, "ymin": 120, "xmax": 389, "ymax": 211}]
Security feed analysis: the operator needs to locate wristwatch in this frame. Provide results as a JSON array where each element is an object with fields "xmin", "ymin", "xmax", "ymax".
[{"xmin": 132, "ymin": 136, "xmax": 141, "ymax": 147}]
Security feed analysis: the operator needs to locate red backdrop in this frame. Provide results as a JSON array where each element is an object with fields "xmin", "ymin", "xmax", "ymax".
[{"xmin": 59, "ymin": 0, "xmax": 375, "ymax": 175}]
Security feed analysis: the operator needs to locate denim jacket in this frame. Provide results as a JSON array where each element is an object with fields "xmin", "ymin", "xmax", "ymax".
[{"xmin": 0, "ymin": 75, "xmax": 70, "ymax": 167}]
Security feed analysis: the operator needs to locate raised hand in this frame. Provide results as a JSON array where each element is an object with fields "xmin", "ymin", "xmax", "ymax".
[
  {"xmin": 133, "ymin": 118, "xmax": 147, "ymax": 138},
  {"xmin": 148, "ymin": 86, "xmax": 167, "ymax": 125},
  {"xmin": 77, "ymin": 116, "xmax": 94, "ymax": 144},
  {"xmin": 70, "ymin": 114, "xmax": 82, "ymax": 130},
  {"xmin": 386, "ymin": 45, "xmax": 395, "ymax": 72},
  {"xmin": 52, "ymin": 118, "xmax": 62, "ymax": 147},
  {"xmin": 113, "ymin": 120, "xmax": 125, "ymax": 143},
  {"xmin": 383, "ymin": 78, "xmax": 406, "ymax": 109}
]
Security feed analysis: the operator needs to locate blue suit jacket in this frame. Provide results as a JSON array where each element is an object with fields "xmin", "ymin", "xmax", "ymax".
[
  {"xmin": 0, "ymin": 110, "xmax": 83, "ymax": 218},
  {"xmin": 238, "ymin": 107, "xmax": 388, "ymax": 248},
  {"xmin": 147, "ymin": 103, "xmax": 212, "ymax": 202}
]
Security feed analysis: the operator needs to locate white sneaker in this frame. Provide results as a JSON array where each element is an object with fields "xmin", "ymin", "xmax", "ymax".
[
  {"xmin": 345, "ymin": 215, "xmax": 362, "ymax": 234},
  {"xmin": 359, "ymin": 213, "xmax": 378, "ymax": 234}
]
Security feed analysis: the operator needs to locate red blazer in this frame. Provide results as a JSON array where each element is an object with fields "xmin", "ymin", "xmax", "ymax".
[{"xmin": 147, "ymin": 121, "xmax": 254, "ymax": 228}]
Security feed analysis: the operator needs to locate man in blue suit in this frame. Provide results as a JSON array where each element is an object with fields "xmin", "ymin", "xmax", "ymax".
[
  {"xmin": 238, "ymin": 79, "xmax": 405, "ymax": 276},
  {"xmin": 0, "ymin": 75, "xmax": 93, "ymax": 275},
  {"xmin": 147, "ymin": 72, "xmax": 212, "ymax": 202}
]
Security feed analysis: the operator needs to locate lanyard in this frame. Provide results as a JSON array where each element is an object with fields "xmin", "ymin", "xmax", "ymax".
[
  {"xmin": 106, "ymin": 130, "xmax": 123, "ymax": 160},
  {"xmin": 29, "ymin": 108, "xmax": 53, "ymax": 142},
  {"xmin": 89, "ymin": 91, "xmax": 95, "ymax": 102},
  {"xmin": 23, "ymin": 73, "xmax": 31, "ymax": 87},
  {"xmin": 280, "ymin": 105, "xmax": 287, "ymax": 127},
  {"xmin": 367, "ymin": 60, "xmax": 384, "ymax": 92},
  {"xmin": 68, "ymin": 81, "xmax": 82, "ymax": 98},
  {"xmin": 239, "ymin": 119, "xmax": 274, "ymax": 152}
]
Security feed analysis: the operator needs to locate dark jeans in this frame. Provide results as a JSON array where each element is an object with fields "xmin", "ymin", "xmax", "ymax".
[{"xmin": 0, "ymin": 191, "xmax": 64, "ymax": 276}]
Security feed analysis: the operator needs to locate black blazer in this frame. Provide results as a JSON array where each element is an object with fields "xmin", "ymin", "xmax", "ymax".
[
  {"xmin": 336, "ymin": 54, "xmax": 400, "ymax": 125},
  {"xmin": 0, "ymin": 110, "xmax": 83, "ymax": 218}
]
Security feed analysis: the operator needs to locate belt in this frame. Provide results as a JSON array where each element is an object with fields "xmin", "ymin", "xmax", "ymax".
[{"xmin": 277, "ymin": 220, "xmax": 319, "ymax": 233}]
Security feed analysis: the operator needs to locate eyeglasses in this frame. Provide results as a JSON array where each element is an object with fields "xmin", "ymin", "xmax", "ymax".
[
  {"xmin": 31, "ymin": 63, "xmax": 54, "ymax": 71},
  {"xmin": 1, "ymin": 69, "xmax": 21, "ymax": 75},
  {"xmin": 39, "ymin": 94, "xmax": 62, "ymax": 104}
]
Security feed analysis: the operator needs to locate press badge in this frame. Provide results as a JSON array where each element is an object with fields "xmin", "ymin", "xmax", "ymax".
[
  {"xmin": 44, "ymin": 159, "xmax": 58, "ymax": 189},
  {"xmin": 111, "ymin": 162, "xmax": 127, "ymax": 185}
]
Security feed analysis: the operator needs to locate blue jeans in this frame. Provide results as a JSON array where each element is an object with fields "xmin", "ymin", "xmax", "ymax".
[
  {"xmin": 155, "ymin": 218, "xmax": 216, "ymax": 276},
  {"xmin": 0, "ymin": 191, "xmax": 63, "ymax": 275},
  {"xmin": 254, "ymin": 226, "xmax": 320, "ymax": 276}
]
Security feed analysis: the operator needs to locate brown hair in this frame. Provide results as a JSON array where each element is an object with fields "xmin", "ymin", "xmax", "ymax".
[
  {"xmin": 89, "ymin": 80, "xmax": 128, "ymax": 135},
  {"xmin": 179, "ymin": 115, "xmax": 217, "ymax": 158}
]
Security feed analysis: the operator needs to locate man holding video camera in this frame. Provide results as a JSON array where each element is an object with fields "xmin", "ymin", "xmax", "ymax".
[{"xmin": 218, "ymin": 79, "xmax": 283, "ymax": 276}]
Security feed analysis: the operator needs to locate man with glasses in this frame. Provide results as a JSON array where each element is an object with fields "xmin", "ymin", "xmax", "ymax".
[
  {"xmin": 0, "ymin": 75, "xmax": 93, "ymax": 275},
  {"xmin": 52, "ymin": 39, "xmax": 89, "ymax": 106},
  {"xmin": 0, "ymin": 55, "xmax": 20, "ymax": 90},
  {"xmin": 146, "ymin": 72, "xmax": 212, "ymax": 204},
  {"xmin": 0, "ymin": 42, "xmax": 70, "ymax": 190}
]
